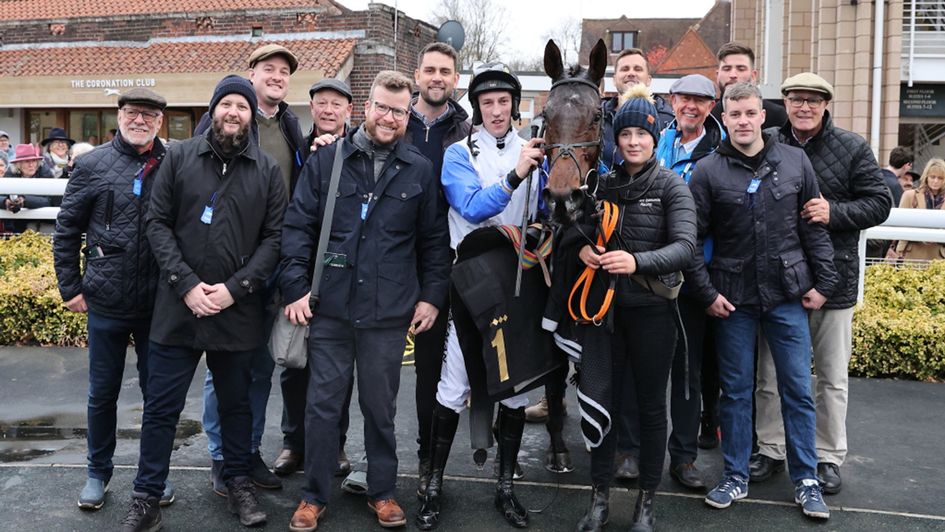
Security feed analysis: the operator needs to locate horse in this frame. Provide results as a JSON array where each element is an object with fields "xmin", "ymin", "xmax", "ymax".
[{"xmin": 540, "ymin": 38, "xmax": 609, "ymax": 225}]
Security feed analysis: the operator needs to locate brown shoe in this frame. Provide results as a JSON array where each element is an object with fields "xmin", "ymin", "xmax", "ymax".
[
  {"xmin": 274, "ymin": 449, "xmax": 303, "ymax": 476},
  {"xmin": 289, "ymin": 500, "xmax": 325, "ymax": 532},
  {"xmin": 368, "ymin": 498, "xmax": 407, "ymax": 528}
]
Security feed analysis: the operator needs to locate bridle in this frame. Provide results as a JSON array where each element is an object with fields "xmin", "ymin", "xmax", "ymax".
[{"xmin": 538, "ymin": 77, "xmax": 604, "ymax": 192}]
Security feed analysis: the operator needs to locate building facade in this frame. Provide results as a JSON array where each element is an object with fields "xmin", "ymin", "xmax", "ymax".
[{"xmin": 0, "ymin": 0, "xmax": 436, "ymax": 146}]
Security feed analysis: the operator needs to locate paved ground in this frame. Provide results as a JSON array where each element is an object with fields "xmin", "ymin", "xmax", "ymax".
[{"xmin": 1, "ymin": 346, "xmax": 944, "ymax": 531}]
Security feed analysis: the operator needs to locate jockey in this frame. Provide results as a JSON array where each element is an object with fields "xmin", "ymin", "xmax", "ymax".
[{"xmin": 416, "ymin": 62, "xmax": 545, "ymax": 530}]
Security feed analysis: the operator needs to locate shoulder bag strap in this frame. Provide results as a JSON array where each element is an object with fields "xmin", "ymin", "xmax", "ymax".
[{"xmin": 308, "ymin": 139, "xmax": 345, "ymax": 311}]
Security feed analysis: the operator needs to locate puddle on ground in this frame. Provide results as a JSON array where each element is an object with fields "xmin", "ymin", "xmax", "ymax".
[{"xmin": 0, "ymin": 415, "xmax": 205, "ymax": 461}]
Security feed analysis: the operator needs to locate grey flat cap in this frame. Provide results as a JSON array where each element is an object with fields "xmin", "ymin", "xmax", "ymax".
[
  {"xmin": 249, "ymin": 44, "xmax": 299, "ymax": 74},
  {"xmin": 669, "ymin": 74, "xmax": 718, "ymax": 99},
  {"xmin": 309, "ymin": 78, "xmax": 353, "ymax": 102},
  {"xmin": 118, "ymin": 88, "xmax": 168, "ymax": 110}
]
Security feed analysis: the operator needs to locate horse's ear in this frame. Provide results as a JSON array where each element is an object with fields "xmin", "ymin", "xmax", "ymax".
[
  {"xmin": 544, "ymin": 39, "xmax": 564, "ymax": 82},
  {"xmin": 587, "ymin": 39, "xmax": 608, "ymax": 86}
]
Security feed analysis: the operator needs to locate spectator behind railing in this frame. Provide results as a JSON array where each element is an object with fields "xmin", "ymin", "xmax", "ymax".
[
  {"xmin": 63, "ymin": 142, "xmax": 96, "ymax": 180},
  {"xmin": 3, "ymin": 144, "xmax": 56, "ymax": 233},
  {"xmin": 889, "ymin": 158, "xmax": 945, "ymax": 262},
  {"xmin": 41, "ymin": 127, "xmax": 76, "ymax": 178}
]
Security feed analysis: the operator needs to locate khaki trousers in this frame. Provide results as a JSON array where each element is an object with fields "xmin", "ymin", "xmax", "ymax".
[{"xmin": 755, "ymin": 307, "xmax": 855, "ymax": 466}]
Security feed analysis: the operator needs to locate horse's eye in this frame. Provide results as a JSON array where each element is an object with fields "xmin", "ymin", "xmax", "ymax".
[{"xmin": 593, "ymin": 112, "xmax": 602, "ymax": 123}]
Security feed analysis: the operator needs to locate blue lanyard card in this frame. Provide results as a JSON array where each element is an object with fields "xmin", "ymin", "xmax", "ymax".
[
  {"xmin": 200, "ymin": 205, "xmax": 213, "ymax": 224},
  {"xmin": 747, "ymin": 177, "xmax": 761, "ymax": 194},
  {"xmin": 133, "ymin": 178, "xmax": 142, "ymax": 196}
]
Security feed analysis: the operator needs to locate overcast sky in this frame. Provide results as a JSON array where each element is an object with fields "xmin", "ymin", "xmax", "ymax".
[{"xmin": 343, "ymin": 0, "xmax": 717, "ymax": 62}]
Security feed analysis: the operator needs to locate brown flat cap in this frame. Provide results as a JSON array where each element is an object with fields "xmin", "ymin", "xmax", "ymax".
[
  {"xmin": 249, "ymin": 44, "xmax": 299, "ymax": 74},
  {"xmin": 781, "ymin": 72, "xmax": 834, "ymax": 101},
  {"xmin": 118, "ymin": 88, "xmax": 167, "ymax": 110}
]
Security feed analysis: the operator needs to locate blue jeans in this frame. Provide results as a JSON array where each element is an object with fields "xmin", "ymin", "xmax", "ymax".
[
  {"xmin": 86, "ymin": 312, "xmax": 151, "ymax": 482},
  {"xmin": 714, "ymin": 302, "xmax": 818, "ymax": 484},
  {"xmin": 134, "ymin": 343, "xmax": 254, "ymax": 497},
  {"xmin": 203, "ymin": 346, "xmax": 274, "ymax": 460}
]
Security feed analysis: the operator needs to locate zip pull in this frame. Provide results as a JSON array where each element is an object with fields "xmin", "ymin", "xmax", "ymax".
[{"xmin": 222, "ymin": 162, "xmax": 228, "ymax": 176}]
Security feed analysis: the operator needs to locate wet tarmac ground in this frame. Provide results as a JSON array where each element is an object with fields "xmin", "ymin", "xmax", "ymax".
[{"xmin": 2, "ymin": 346, "xmax": 945, "ymax": 531}]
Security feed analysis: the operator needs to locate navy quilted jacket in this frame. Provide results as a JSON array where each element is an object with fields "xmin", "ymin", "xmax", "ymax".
[
  {"xmin": 54, "ymin": 133, "xmax": 166, "ymax": 319},
  {"xmin": 768, "ymin": 112, "xmax": 892, "ymax": 309}
]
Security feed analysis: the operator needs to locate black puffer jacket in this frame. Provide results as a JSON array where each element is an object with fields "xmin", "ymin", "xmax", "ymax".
[
  {"xmin": 687, "ymin": 137, "xmax": 839, "ymax": 311},
  {"xmin": 54, "ymin": 133, "xmax": 166, "ymax": 319},
  {"xmin": 592, "ymin": 157, "xmax": 697, "ymax": 307},
  {"xmin": 767, "ymin": 111, "xmax": 892, "ymax": 309}
]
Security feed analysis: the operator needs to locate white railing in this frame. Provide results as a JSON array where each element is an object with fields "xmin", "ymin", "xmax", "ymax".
[
  {"xmin": 858, "ymin": 207, "xmax": 945, "ymax": 303},
  {"xmin": 904, "ymin": 0, "xmax": 945, "ymax": 85},
  {"xmin": 0, "ymin": 178, "xmax": 68, "ymax": 224}
]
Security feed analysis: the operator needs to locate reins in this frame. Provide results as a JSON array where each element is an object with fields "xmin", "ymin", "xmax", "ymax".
[{"xmin": 567, "ymin": 200, "xmax": 619, "ymax": 324}]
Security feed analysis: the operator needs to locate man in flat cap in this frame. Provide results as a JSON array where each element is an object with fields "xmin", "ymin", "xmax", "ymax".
[
  {"xmin": 120, "ymin": 75, "xmax": 287, "ymax": 531},
  {"xmin": 270, "ymin": 76, "xmax": 356, "ymax": 482},
  {"xmin": 54, "ymin": 87, "xmax": 175, "ymax": 511},
  {"xmin": 195, "ymin": 43, "xmax": 308, "ymax": 495},
  {"xmin": 626, "ymin": 73, "xmax": 725, "ymax": 492},
  {"xmin": 749, "ymin": 72, "xmax": 891, "ymax": 494}
]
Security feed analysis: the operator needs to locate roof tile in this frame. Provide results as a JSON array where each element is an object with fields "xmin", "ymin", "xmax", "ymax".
[
  {"xmin": 0, "ymin": 0, "xmax": 336, "ymax": 22},
  {"xmin": 0, "ymin": 39, "xmax": 356, "ymax": 77}
]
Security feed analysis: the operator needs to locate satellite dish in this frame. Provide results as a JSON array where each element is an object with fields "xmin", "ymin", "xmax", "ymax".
[{"xmin": 436, "ymin": 20, "xmax": 466, "ymax": 52}]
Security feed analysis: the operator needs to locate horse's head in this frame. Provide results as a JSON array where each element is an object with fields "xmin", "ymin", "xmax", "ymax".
[{"xmin": 540, "ymin": 38, "xmax": 608, "ymax": 224}]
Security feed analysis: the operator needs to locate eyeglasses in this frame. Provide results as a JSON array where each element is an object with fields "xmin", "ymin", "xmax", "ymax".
[
  {"xmin": 122, "ymin": 108, "xmax": 161, "ymax": 123},
  {"xmin": 786, "ymin": 96, "xmax": 826, "ymax": 108},
  {"xmin": 371, "ymin": 101, "xmax": 408, "ymax": 121}
]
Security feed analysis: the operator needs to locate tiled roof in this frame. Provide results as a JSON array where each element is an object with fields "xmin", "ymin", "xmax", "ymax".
[
  {"xmin": 0, "ymin": 38, "xmax": 356, "ymax": 77},
  {"xmin": 655, "ymin": 28, "xmax": 718, "ymax": 81},
  {"xmin": 580, "ymin": 17, "xmax": 701, "ymax": 60},
  {"xmin": 0, "ymin": 0, "xmax": 340, "ymax": 22}
]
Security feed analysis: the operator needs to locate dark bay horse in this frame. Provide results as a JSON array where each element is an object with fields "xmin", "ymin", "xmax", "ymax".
[{"xmin": 540, "ymin": 39, "xmax": 609, "ymax": 225}]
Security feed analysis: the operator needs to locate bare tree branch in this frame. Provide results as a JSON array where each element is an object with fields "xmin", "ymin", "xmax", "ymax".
[
  {"xmin": 433, "ymin": 0, "xmax": 509, "ymax": 68},
  {"xmin": 541, "ymin": 17, "xmax": 582, "ymax": 65}
]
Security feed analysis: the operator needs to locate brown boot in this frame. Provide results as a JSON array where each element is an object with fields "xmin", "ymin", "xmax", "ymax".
[
  {"xmin": 289, "ymin": 500, "xmax": 325, "ymax": 532},
  {"xmin": 368, "ymin": 498, "xmax": 407, "ymax": 528},
  {"xmin": 273, "ymin": 449, "xmax": 303, "ymax": 476}
]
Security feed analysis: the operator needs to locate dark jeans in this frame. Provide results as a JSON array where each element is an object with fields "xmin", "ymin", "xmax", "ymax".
[
  {"xmin": 133, "ymin": 342, "xmax": 254, "ymax": 497},
  {"xmin": 413, "ymin": 306, "xmax": 449, "ymax": 460},
  {"xmin": 714, "ymin": 302, "xmax": 818, "ymax": 484},
  {"xmin": 303, "ymin": 316, "xmax": 407, "ymax": 505},
  {"xmin": 280, "ymin": 366, "xmax": 352, "ymax": 454},
  {"xmin": 667, "ymin": 295, "xmax": 707, "ymax": 466},
  {"xmin": 701, "ymin": 318, "xmax": 720, "ymax": 427},
  {"xmin": 86, "ymin": 312, "xmax": 151, "ymax": 482},
  {"xmin": 590, "ymin": 304, "xmax": 676, "ymax": 491}
]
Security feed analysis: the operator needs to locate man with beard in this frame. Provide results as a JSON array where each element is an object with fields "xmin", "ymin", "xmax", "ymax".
[
  {"xmin": 54, "ymin": 88, "xmax": 175, "ymax": 511},
  {"xmin": 404, "ymin": 41, "xmax": 472, "ymax": 499},
  {"xmin": 599, "ymin": 47, "xmax": 674, "ymax": 169},
  {"xmin": 710, "ymin": 42, "xmax": 787, "ymax": 131},
  {"xmin": 119, "ymin": 76, "xmax": 286, "ymax": 532},
  {"xmin": 282, "ymin": 70, "xmax": 449, "ymax": 531},
  {"xmin": 196, "ymin": 44, "xmax": 306, "ymax": 495}
]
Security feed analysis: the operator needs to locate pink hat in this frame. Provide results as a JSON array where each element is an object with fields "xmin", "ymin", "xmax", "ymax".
[{"xmin": 10, "ymin": 144, "xmax": 43, "ymax": 163}]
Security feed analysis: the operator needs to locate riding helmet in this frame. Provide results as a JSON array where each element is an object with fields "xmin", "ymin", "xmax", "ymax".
[{"xmin": 467, "ymin": 62, "xmax": 522, "ymax": 126}]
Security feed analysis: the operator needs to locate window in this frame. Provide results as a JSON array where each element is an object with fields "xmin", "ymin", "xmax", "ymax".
[
  {"xmin": 611, "ymin": 31, "xmax": 637, "ymax": 53},
  {"xmin": 252, "ymin": 26, "xmax": 264, "ymax": 37}
]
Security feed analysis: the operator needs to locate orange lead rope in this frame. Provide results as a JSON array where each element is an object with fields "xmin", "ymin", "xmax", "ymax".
[{"xmin": 568, "ymin": 200, "xmax": 619, "ymax": 324}]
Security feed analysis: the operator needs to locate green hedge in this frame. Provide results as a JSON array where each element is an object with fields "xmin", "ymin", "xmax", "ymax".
[
  {"xmin": 0, "ymin": 231, "xmax": 86, "ymax": 346},
  {"xmin": 1, "ymin": 232, "xmax": 943, "ymax": 380},
  {"xmin": 851, "ymin": 262, "xmax": 945, "ymax": 382}
]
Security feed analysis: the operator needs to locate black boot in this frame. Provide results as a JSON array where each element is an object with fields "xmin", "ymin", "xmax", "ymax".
[
  {"xmin": 630, "ymin": 489, "xmax": 655, "ymax": 532},
  {"xmin": 226, "ymin": 476, "xmax": 267, "ymax": 527},
  {"xmin": 545, "ymin": 391, "xmax": 573, "ymax": 473},
  {"xmin": 575, "ymin": 486, "xmax": 608, "ymax": 532},
  {"xmin": 416, "ymin": 403, "xmax": 460, "ymax": 530},
  {"xmin": 494, "ymin": 405, "xmax": 529, "ymax": 528},
  {"xmin": 417, "ymin": 457, "xmax": 432, "ymax": 500}
]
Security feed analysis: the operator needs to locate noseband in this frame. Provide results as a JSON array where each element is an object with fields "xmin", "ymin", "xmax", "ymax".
[{"xmin": 539, "ymin": 77, "xmax": 604, "ymax": 190}]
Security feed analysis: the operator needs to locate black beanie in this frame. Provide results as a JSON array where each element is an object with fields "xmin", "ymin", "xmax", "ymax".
[
  {"xmin": 613, "ymin": 87, "xmax": 661, "ymax": 145},
  {"xmin": 209, "ymin": 75, "xmax": 257, "ymax": 114}
]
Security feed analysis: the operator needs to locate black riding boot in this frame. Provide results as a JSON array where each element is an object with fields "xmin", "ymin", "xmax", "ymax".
[
  {"xmin": 545, "ymin": 389, "xmax": 573, "ymax": 473},
  {"xmin": 630, "ymin": 489, "xmax": 656, "ymax": 532},
  {"xmin": 416, "ymin": 402, "xmax": 460, "ymax": 530},
  {"xmin": 494, "ymin": 405, "xmax": 529, "ymax": 528},
  {"xmin": 575, "ymin": 486, "xmax": 609, "ymax": 532}
]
